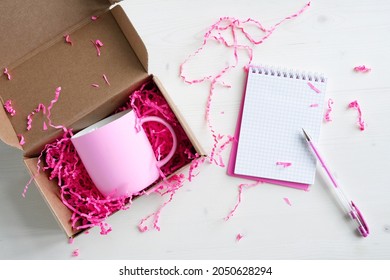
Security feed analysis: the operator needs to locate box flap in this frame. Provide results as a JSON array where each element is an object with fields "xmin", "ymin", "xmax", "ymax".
[{"xmin": 0, "ymin": 5, "xmax": 149, "ymax": 156}]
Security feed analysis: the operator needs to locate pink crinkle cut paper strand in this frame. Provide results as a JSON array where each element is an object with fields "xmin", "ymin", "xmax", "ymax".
[
  {"xmin": 27, "ymin": 103, "xmax": 46, "ymax": 131},
  {"xmin": 4, "ymin": 99, "xmax": 16, "ymax": 116},
  {"xmin": 3, "ymin": 68, "xmax": 12, "ymax": 80},
  {"xmin": 276, "ymin": 161, "xmax": 292, "ymax": 168},
  {"xmin": 307, "ymin": 82, "xmax": 321, "ymax": 93},
  {"xmin": 46, "ymin": 87, "xmax": 65, "ymax": 130},
  {"xmin": 17, "ymin": 134, "xmax": 25, "ymax": 146},
  {"xmin": 283, "ymin": 197, "xmax": 292, "ymax": 206},
  {"xmin": 348, "ymin": 100, "xmax": 366, "ymax": 131},
  {"xmin": 353, "ymin": 65, "xmax": 371, "ymax": 73},
  {"xmin": 236, "ymin": 233, "xmax": 244, "ymax": 242},
  {"xmin": 92, "ymin": 39, "xmax": 104, "ymax": 56},
  {"xmin": 102, "ymin": 74, "xmax": 110, "ymax": 86},
  {"xmin": 225, "ymin": 181, "xmax": 262, "ymax": 221},
  {"xmin": 72, "ymin": 249, "xmax": 79, "ymax": 257},
  {"xmin": 188, "ymin": 155, "xmax": 206, "ymax": 182},
  {"xmin": 26, "ymin": 87, "xmax": 62, "ymax": 132},
  {"xmin": 64, "ymin": 34, "xmax": 73, "ymax": 46},
  {"xmin": 324, "ymin": 98, "xmax": 334, "ymax": 122}
]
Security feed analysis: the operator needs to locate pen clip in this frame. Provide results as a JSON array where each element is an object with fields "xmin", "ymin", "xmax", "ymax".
[{"xmin": 351, "ymin": 201, "xmax": 369, "ymax": 237}]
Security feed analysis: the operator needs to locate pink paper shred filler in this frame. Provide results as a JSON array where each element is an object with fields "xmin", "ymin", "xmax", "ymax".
[
  {"xmin": 103, "ymin": 74, "xmax": 111, "ymax": 86},
  {"xmin": 236, "ymin": 233, "xmax": 244, "ymax": 242},
  {"xmin": 46, "ymin": 87, "xmax": 65, "ymax": 130},
  {"xmin": 348, "ymin": 100, "xmax": 365, "ymax": 131},
  {"xmin": 310, "ymin": 103, "xmax": 319, "ymax": 108},
  {"xmin": 26, "ymin": 103, "xmax": 46, "ymax": 131},
  {"xmin": 307, "ymin": 81, "xmax": 321, "ymax": 93},
  {"xmin": 4, "ymin": 99, "xmax": 16, "ymax": 116},
  {"xmin": 26, "ymin": 87, "xmax": 62, "ymax": 132},
  {"xmin": 92, "ymin": 39, "xmax": 104, "ymax": 56},
  {"xmin": 64, "ymin": 34, "xmax": 73, "ymax": 46},
  {"xmin": 72, "ymin": 249, "xmax": 79, "ymax": 257},
  {"xmin": 32, "ymin": 81, "xmax": 199, "ymax": 235},
  {"xmin": 354, "ymin": 65, "xmax": 371, "ymax": 73},
  {"xmin": 324, "ymin": 98, "xmax": 334, "ymax": 122},
  {"xmin": 68, "ymin": 237, "xmax": 74, "ymax": 245},
  {"xmin": 179, "ymin": 2, "xmax": 311, "ymax": 169},
  {"xmin": 91, "ymin": 16, "xmax": 99, "ymax": 21},
  {"xmin": 3, "ymin": 68, "xmax": 12, "ymax": 80},
  {"xmin": 91, "ymin": 83, "xmax": 100, "ymax": 88},
  {"xmin": 225, "ymin": 181, "xmax": 262, "ymax": 221},
  {"xmin": 276, "ymin": 161, "xmax": 292, "ymax": 168},
  {"xmin": 17, "ymin": 134, "xmax": 25, "ymax": 146},
  {"xmin": 283, "ymin": 197, "xmax": 292, "ymax": 206}
]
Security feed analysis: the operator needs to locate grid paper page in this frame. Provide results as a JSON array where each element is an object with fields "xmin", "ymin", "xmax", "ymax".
[{"xmin": 234, "ymin": 66, "xmax": 327, "ymax": 185}]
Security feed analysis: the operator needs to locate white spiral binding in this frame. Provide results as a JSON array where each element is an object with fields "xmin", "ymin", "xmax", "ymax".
[{"xmin": 250, "ymin": 65, "xmax": 326, "ymax": 83}]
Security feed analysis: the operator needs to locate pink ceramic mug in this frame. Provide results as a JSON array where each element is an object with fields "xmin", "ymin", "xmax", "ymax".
[{"xmin": 71, "ymin": 110, "xmax": 177, "ymax": 198}]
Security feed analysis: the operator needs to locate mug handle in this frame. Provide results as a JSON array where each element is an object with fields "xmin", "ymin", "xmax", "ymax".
[{"xmin": 139, "ymin": 116, "xmax": 177, "ymax": 167}]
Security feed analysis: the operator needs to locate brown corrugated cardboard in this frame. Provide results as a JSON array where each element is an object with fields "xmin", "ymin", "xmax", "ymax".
[
  {"xmin": 0, "ymin": 0, "xmax": 112, "ymax": 70},
  {"xmin": 0, "ymin": 1, "xmax": 205, "ymax": 238}
]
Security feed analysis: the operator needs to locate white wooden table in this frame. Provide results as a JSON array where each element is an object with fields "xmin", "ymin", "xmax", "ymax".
[{"xmin": 1, "ymin": 0, "xmax": 389, "ymax": 259}]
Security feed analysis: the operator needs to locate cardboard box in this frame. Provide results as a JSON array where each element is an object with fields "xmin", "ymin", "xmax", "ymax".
[{"xmin": 0, "ymin": 0, "xmax": 204, "ymax": 238}]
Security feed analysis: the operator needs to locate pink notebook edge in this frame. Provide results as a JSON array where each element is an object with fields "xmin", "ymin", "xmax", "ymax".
[{"xmin": 226, "ymin": 67, "xmax": 310, "ymax": 191}]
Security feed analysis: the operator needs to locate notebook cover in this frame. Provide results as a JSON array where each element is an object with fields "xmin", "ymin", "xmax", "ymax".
[{"xmin": 227, "ymin": 69, "xmax": 310, "ymax": 191}]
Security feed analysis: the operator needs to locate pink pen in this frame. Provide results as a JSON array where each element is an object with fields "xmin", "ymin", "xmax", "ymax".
[{"xmin": 302, "ymin": 128, "xmax": 369, "ymax": 237}]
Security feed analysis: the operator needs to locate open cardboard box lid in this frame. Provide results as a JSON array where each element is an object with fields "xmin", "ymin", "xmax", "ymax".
[
  {"xmin": 0, "ymin": 0, "xmax": 204, "ymax": 237},
  {"xmin": 0, "ymin": 0, "xmax": 120, "ymax": 69},
  {"xmin": 0, "ymin": 0, "xmax": 150, "ymax": 157}
]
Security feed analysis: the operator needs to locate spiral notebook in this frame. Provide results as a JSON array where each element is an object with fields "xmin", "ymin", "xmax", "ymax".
[{"xmin": 228, "ymin": 65, "xmax": 327, "ymax": 190}]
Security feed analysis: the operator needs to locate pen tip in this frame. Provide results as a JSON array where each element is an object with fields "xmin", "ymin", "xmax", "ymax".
[{"xmin": 302, "ymin": 128, "xmax": 311, "ymax": 141}]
